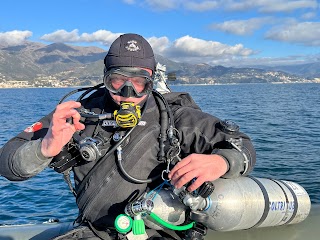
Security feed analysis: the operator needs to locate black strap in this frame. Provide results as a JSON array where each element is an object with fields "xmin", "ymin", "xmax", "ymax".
[
  {"xmin": 63, "ymin": 169, "xmax": 77, "ymax": 197},
  {"xmin": 248, "ymin": 176, "xmax": 270, "ymax": 228},
  {"xmin": 278, "ymin": 180, "xmax": 299, "ymax": 224}
]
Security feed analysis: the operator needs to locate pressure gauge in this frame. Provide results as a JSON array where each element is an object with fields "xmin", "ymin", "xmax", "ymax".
[{"xmin": 115, "ymin": 214, "xmax": 133, "ymax": 234}]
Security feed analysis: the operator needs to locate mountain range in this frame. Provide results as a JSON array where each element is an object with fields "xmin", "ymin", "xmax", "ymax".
[{"xmin": 0, "ymin": 41, "xmax": 319, "ymax": 87}]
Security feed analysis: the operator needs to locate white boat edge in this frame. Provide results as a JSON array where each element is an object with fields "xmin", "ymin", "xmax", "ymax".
[{"xmin": 0, "ymin": 204, "xmax": 319, "ymax": 240}]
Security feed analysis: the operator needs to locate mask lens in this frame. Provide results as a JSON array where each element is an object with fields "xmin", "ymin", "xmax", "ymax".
[
  {"xmin": 108, "ymin": 74, "xmax": 147, "ymax": 92},
  {"xmin": 104, "ymin": 67, "xmax": 153, "ymax": 98}
]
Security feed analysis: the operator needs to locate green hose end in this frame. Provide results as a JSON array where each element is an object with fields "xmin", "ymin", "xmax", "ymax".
[{"xmin": 132, "ymin": 218, "xmax": 146, "ymax": 235}]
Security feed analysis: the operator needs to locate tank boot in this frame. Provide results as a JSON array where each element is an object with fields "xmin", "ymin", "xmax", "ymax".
[{"xmin": 184, "ymin": 223, "xmax": 207, "ymax": 240}]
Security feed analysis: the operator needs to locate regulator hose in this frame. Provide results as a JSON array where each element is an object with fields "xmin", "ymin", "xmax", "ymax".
[
  {"xmin": 117, "ymin": 151, "xmax": 160, "ymax": 183},
  {"xmin": 153, "ymin": 90, "xmax": 169, "ymax": 162},
  {"xmin": 58, "ymin": 83, "xmax": 104, "ymax": 104},
  {"xmin": 149, "ymin": 212, "xmax": 195, "ymax": 231},
  {"xmin": 76, "ymin": 83, "xmax": 104, "ymax": 102},
  {"xmin": 59, "ymin": 87, "xmax": 92, "ymax": 104}
]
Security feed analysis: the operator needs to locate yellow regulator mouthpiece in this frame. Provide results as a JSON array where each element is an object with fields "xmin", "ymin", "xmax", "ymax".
[{"xmin": 114, "ymin": 102, "xmax": 141, "ymax": 128}]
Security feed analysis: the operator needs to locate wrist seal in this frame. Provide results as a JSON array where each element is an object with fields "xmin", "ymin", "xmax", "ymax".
[
  {"xmin": 212, "ymin": 149, "xmax": 245, "ymax": 178},
  {"xmin": 212, "ymin": 137, "xmax": 250, "ymax": 178}
]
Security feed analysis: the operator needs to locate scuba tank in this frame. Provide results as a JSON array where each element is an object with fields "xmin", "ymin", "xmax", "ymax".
[{"xmin": 142, "ymin": 176, "xmax": 311, "ymax": 232}]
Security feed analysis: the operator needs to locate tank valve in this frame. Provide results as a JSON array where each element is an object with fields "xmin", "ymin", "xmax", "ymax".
[
  {"xmin": 198, "ymin": 182, "xmax": 215, "ymax": 198},
  {"xmin": 125, "ymin": 199, "xmax": 154, "ymax": 217}
]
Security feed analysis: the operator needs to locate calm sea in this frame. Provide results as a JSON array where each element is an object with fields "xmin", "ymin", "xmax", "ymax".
[{"xmin": 0, "ymin": 83, "xmax": 319, "ymax": 225}]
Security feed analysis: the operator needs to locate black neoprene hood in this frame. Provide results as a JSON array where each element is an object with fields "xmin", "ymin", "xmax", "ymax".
[{"xmin": 104, "ymin": 33, "xmax": 156, "ymax": 72}]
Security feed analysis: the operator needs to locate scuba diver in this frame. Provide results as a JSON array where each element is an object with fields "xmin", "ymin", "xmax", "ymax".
[{"xmin": 0, "ymin": 33, "xmax": 256, "ymax": 240}]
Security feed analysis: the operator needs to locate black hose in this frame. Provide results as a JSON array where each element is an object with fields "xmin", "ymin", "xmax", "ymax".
[
  {"xmin": 117, "ymin": 156, "xmax": 160, "ymax": 184},
  {"xmin": 58, "ymin": 87, "xmax": 92, "ymax": 104},
  {"xmin": 76, "ymin": 83, "xmax": 104, "ymax": 102},
  {"xmin": 58, "ymin": 83, "xmax": 104, "ymax": 104},
  {"xmin": 152, "ymin": 90, "xmax": 175, "ymax": 127},
  {"xmin": 153, "ymin": 91, "xmax": 169, "ymax": 162},
  {"xmin": 114, "ymin": 96, "xmax": 162, "ymax": 184}
]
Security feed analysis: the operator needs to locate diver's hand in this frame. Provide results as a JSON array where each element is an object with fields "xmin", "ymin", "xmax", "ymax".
[
  {"xmin": 41, "ymin": 101, "xmax": 85, "ymax": 158},
  {"xmin": 168, "ymin": 154, "xmax": 228, "ymax": 192}
]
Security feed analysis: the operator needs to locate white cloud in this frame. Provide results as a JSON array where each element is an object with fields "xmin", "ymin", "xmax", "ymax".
[
  {"xmin": 160, "ymin": 35, "xmax": 255, "ymax": 63},
  {"xmin": 40, "ymin": 29, "xmax": 80, "ymax": 42},
  {"xmin": 145, "ymin": 0, "xmax": 178, "ymax": 10},
  {"xmin": 123, "ymin": 0, "xmax": 318, "ymax": 12},
  {"xmin": 130, "ymin": 0, "xmax": 220, "ymax": 11},
  {"xmin": 0, "ymin": 30, "xmax": 33, "ymax": 46},
  {"xmin": 224, "ymin": 0, "xmax": 318, "ymax": 13},
  {"xmin": 300, "ymin": 11, "xmax": 317, "ymax": 20},
  {"xmin": 184, "ymin": 1, "xmax": 219, "ymax": 11},
  {"xmin": 39, "ymin": 30, "xmax": 255, "ymax": 63},
  {"xmin": 147, "ymin": 36, "xmax": 170, "ymax": 54},
  {"xmin": 260, "ymin": 0, "xmax": 318, "ymax": 13},
  {"xmin": 209, "ymin": 17, "xmax": 274, "ymax": 35},
  {"xmin": 79, "ymin": 30, "xmax": 121, "ymax": 45},
  {"xmin": 40, "ymin": 29, "xmax": 121, "ymax": 46},
  {"xmin": 265, "ymin": 21, "xmax": 320, "ymax": 46}
]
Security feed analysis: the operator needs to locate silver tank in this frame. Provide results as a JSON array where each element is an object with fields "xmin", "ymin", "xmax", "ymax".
[
  {"xmin": 202, "ymin": 177, "xmax": 311, "ymax": 231},
  {"xmin": 143, "ymin": 189, "xmax": 187, "ymax": 230},
  {"xmin": 144, "ymin": 176, "xmax": 311, "ymax": 232}
]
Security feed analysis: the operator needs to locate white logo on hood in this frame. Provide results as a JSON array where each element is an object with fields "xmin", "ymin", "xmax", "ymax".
[{"xmin": 125, "ymin": 40, "xmax": 140, "ymax": 52}]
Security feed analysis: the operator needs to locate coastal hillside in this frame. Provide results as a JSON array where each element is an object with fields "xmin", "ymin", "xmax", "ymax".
[{"xmin": 0, "ymin": 41, "xmax": 318, "ymax": 88}]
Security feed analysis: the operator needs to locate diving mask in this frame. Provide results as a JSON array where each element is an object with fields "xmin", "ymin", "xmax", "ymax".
[{"xmin": 104, "ymin": 67, "xmax": 153, "ymax": 98}]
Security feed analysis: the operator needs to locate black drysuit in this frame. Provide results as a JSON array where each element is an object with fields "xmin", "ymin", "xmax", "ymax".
[{"xmin": 0, "ymin": 89, "xmax": 256, "ymax": 237}]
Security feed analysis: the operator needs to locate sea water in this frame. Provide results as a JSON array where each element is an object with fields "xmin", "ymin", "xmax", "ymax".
[{"xmin": 0, "ymin": 83, "xmax": 319, "ymax": 225}]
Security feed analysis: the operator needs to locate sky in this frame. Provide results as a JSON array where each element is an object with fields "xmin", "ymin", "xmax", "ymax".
[{"xmin": 0, "ymin": 0, "xmax": 319, "ymax": 67}]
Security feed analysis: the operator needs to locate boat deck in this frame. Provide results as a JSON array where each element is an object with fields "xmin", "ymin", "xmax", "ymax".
[{"xmin": 1, "ymin": 204, "xmax": 319, "ymax": 240}]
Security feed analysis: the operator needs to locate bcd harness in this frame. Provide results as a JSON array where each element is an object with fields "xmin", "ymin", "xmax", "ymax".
[{"xmin": 49, "ymin": 84, "xmax": 181, "ymax": 197}]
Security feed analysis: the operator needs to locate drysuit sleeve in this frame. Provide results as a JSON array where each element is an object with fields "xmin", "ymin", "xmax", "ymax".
[
  {"xmin": 173, "ymin": 106, "xmax": 256, "ymax": 178},
  {"xmin": 0, "ymin": 112, "xmax": 54, "ymax": 181}
]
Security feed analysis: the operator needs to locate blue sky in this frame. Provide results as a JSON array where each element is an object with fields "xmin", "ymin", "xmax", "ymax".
[{"xmin": 1, "ymin": 0, "xmax": 319, "ymax": 66}]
